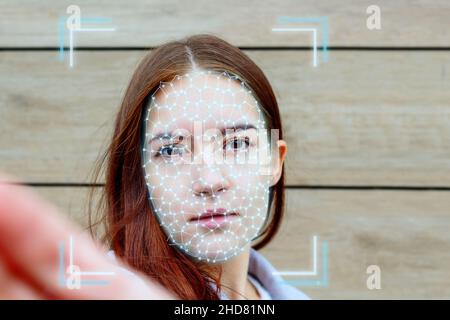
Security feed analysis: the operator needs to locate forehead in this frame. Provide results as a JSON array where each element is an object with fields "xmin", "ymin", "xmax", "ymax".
[{"xmin": 145, "ymin": 71, "xmax": 266, "ymax": 133}]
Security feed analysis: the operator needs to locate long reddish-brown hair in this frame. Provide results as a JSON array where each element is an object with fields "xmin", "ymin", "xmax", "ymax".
[{"xmin": 89, "ymin": 34, "xmax": 285, "ymax": 299}]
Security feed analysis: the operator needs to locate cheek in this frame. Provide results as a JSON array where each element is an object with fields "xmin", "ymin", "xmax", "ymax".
[
  {"xmin": 146, "ymin": 166, "xmax": 192, "ymax": 207},
  {"xmin": 147, "ymin": 162, "xmax": 189, "ymax": 184},
  {"xmin": 226, "ymin": 163, "xmax": 272, "ymax": 188}
]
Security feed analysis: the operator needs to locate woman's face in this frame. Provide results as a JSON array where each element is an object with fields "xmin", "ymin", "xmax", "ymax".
[{"xmin": 143, "ymin": 70, "xmax": 277, "ymax": 263}]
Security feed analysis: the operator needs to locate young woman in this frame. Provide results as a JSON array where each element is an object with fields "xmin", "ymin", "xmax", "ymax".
[{"xmin": 0, "ymin": 34, "xmax": 308, "ymax": 300}]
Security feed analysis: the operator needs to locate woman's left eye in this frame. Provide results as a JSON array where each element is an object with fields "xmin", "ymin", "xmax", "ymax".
[{"xmin": 224, "ymin": 137, "xmax": 250, "ymax": 151}]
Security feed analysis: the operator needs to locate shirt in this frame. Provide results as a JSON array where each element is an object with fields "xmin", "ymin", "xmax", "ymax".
[
  {"xmin": 248, "ymin": 273, "xmax": 272, "ymax": 300},
  {"xmin": 216, "ymin": 248, "xmax": 310, "ymax": 300}
]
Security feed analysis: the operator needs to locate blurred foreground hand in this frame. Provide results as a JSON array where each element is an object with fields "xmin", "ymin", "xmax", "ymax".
[{"xmin": 0, "ymin": 174, "xmax": 176, "ymax": 300}]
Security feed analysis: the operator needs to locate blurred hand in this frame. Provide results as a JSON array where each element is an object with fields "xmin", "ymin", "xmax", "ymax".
[{"xmin": 0, "ymin": 174, "xmax": 176, "ymax": 300}]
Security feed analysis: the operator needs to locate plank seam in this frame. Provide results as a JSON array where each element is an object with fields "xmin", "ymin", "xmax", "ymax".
[
  {"xmin": 4, "ymin": 182, "xmax": 450, "ymax": 191},
  {"xmin": 1, "ymin": 46, "xmax": 450, "ymax": 51}
]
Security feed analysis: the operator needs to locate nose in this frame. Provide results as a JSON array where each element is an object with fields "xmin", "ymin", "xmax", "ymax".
[{"xmin": 192, "ymin": 166, "xmax": 231, "ymax": 198}]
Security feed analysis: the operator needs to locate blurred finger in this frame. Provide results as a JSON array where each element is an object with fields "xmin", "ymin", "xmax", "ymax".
[
  {"xmin": 0, "ymin": 250, "xmax": 44, "ymax": 300},
  {"xmin": 0, "ymin": 176, "xmax": 175, "ymax": 299}
]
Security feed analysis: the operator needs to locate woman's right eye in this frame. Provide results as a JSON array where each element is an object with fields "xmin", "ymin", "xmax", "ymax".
[{"xmin": 156, "ymin": 144, "xmax": 185, "ymax": 158}]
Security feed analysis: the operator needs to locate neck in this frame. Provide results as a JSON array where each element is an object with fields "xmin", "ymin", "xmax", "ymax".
[{"xmin": 212, "ymin": 245, "xmax": 260, "ymax": 300}]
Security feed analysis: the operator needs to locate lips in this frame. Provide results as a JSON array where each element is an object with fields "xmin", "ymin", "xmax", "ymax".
[
  {"xmin": 190, "ymin": 208, "xmax": 239, "ymax": 229},
  {"xmin": 190, "ymin": 208, "xmax": 236, "ymax": 221}
]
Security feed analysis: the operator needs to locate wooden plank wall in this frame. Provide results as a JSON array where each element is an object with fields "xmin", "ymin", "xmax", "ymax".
[{"xmin": 1, "ymin": 0, "xmax": 449, "ymax": 299}]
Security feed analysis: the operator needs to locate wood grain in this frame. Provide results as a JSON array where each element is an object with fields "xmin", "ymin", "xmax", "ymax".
[
  {"xmin": 1, "ymin": 50, "xmax": 449, "ymax": 186},
  {"xmin": 1, "ymin": 0, "xmax": 449, "ymax": 47}
]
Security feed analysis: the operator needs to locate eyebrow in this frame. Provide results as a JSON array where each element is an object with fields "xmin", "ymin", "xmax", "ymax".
[{"xmin": 148, "ymin": 123, "xmax": 257, "ymax": 144}]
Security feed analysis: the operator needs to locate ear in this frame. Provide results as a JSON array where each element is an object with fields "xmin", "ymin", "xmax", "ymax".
[{"xmin": 270, "ymin": 140, "xmax": 287, "ymax": 187}]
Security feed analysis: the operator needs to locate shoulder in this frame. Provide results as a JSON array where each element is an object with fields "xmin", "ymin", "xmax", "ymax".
[{"xmin": 248, "ymin": 248, "xmax": 310, "ymax": 300}]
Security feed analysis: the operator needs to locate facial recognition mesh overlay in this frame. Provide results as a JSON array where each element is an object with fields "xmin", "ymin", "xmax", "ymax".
[{"xmin": 142, "ymin": 70, "xmax": 276, "ymax": 263}]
